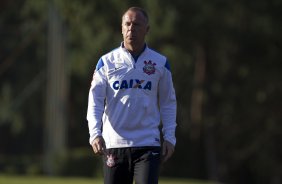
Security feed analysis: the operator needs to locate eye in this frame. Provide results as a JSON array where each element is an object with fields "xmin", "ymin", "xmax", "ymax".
[{"xmin": 124, "ymin": 22, "xmax": 131, "ymax": 27}]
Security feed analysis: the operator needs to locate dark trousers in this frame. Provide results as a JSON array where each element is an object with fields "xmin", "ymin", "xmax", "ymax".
[{"xmin": 103, "ymin": 146, "xmax": 161, "ymax": 184}]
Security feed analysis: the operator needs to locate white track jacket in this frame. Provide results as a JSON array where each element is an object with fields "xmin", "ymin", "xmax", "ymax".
[{"xmin": 87, "ymin": 43, "xmax": 177, "ymax": 148}]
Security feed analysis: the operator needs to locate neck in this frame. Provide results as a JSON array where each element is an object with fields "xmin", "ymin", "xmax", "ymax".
[{"xmin": 124, "ymin": 42, "xmax": 145, "ymax": 57}]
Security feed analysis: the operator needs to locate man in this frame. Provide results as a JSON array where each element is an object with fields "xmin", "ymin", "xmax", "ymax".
[{"xmin": 87, "ymin": 7, "xmax": 177, "ymax": 184}]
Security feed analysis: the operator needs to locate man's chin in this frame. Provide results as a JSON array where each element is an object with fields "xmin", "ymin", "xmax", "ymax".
[
  {"xmin": 128, "ymin": 38, "xmax": 136, "ymax": 42},
  {"xmin": 126, "ymin": 39, "xmax": 136, "ymax": 44}
]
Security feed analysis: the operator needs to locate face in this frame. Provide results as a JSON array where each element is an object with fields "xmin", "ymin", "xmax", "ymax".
[{"xmin": 122, "ymin": 10, "xmax": 149, "ymax": 47}]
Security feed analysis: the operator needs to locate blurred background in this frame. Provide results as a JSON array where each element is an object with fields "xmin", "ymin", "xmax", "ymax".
[{"xmin": 0, "ymin": 0, "xmax": 281, "ymax": 183}]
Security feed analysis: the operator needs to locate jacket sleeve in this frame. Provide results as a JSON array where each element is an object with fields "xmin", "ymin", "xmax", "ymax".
[
  {"xmin": 86, "ymin": 58, "xmax": 107, "ymax": 145},
  {"xmin": 158, "ymin": 60, "xmax": 177, "ymax": 145}
]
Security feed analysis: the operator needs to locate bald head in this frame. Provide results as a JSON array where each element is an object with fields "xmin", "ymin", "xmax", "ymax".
[{"xmin": 122, "ymin": 7, "xmax": 149, "ymax": 25}]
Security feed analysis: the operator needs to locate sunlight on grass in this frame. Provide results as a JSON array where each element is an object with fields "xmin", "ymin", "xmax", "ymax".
[
  {"xmin": 0, "ymin": 175, "xmax": 101, "ymax": 184},
  {"xmin": 0, "ymin": 175, "xmax": 215, "ymax": 184},
  {"xmin": 160, "ymin": 177, "xmax": 216, "ymax": 184}
]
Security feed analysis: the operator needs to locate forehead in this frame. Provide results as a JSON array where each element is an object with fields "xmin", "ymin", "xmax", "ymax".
[{"xmin": 122, "ymin": 10, "xmax": 147, "ymax": 24}]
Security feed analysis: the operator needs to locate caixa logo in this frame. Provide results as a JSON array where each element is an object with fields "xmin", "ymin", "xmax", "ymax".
[{"xmin": 112, "ymin": 79, "xmax": 152, "ymax": 90}]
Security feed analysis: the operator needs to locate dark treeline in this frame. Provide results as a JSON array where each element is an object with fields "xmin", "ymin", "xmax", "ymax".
[{"xmin": 0, "ymin": 0, "xmax": 281, "ymax": 183}]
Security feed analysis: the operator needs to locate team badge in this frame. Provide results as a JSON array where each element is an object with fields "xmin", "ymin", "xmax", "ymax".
[
  {"xmin": 106, "ymin": 154, "xmax": 116, "ymax": 167},
  {"xmin": 143, "ymin": 60, "xmax": 156, "ymax": 75}
]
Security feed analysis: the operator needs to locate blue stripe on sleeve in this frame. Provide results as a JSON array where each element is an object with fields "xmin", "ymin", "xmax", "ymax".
[
  {"xmin": 165, "ymin": 60, "xmax": 171, "ymax": 71},
  {"xmin": 96, "ymin": 58, "xmax": 104, "ymax": 71}
]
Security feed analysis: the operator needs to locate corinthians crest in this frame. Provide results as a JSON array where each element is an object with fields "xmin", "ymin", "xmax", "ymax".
[
  {"xmin": 106, "ymin": 154, "xmax": 116, "ymax": 167},
  {"xmin": 143, "ymin": 60, "xmax": 156, "ymax": 75}
]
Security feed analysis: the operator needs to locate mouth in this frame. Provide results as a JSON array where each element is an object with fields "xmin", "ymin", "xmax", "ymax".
[
  {"xmin": 127, "ymin": 33, "xmax": 136, "ymax": 38},
  {"xmin": 127, "ymin": 36, "xmax": 136, "ymax": 41}
]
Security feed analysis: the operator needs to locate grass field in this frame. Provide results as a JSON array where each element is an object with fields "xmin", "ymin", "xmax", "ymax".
[{"xmin": 0, "ymin": 175, "xmax": 215, "ymax": 184}]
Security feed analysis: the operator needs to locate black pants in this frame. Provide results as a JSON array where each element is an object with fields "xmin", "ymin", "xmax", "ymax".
[{"xmin": 103, "ymin": 146, "xmax": 161, "ymax": 184}]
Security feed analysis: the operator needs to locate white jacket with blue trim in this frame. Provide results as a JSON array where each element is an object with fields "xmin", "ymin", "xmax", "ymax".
[{"xmin": 87, "ymin": 43, "xmax": 177, "ymax": 148}]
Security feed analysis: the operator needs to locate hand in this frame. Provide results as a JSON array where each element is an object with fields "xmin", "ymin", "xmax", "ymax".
[
  {"xmin": 91, "ymin": 136, "xmax": 106, "ymax": 155},
  {"xmin": 162, "ymin": 140, "xmax": 175, "ymax": 163}
]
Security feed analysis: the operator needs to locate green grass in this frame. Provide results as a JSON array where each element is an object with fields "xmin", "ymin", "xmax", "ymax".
[{"xmin": 0, "ymin": 175, "xmax": 215, "ymax": 184}]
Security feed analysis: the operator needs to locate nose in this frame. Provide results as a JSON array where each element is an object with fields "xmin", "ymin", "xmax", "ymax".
[{"xmin": 128, "ymin": 23, "xmax": 135, "ymax": 31}]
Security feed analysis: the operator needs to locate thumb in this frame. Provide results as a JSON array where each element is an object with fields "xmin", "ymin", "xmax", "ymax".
[{"xmin": 162, "ymin": 141, "xmax": 167, "ymax": 156}]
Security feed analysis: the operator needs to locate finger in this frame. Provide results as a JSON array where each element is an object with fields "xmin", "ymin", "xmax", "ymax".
[
  {"xmin": 163, "ymin": 150, "xmax": 169, "ymax": 162},
  {"xmin": 162, "ymin": 147, "xmax": 166, "ymax": 156},
  {"xmin": 100, "ymin": 146, "xmax": 106, "ymax": 155},
  {"xmin": 96, "ymin": 142, "xmax": 101, "ymax": 152},
  {"xmin": 167, "ymin": 149, "xmax": 173, "ymax": 159},
  {"xmin": 98, "ymin": 142, "xmax": 106, "ymax": 155},
  {"xmin": 100, "ymin": 140, "xmax": 106, "ymax": 155},
  {"xmin": 162, "ymin": 144, "xmax": 174, "ymax": 163},
  {"xmin": 92, "ymin": 137, "xmax": 106, "ymax": 155},
  {"xmin": 162, "ymin": 143, "xmax": 167, "ymax": 156},
  {"xmin": 101, "ymin": 142, "xmax": 106, "ymax": 153},
  {"xmin": 98, "ymin": 148, "xmax": 104, "ymax": 155},
  {"xmin": 92, "ymin": 144, "xmax": 98, "ymax": 153}
]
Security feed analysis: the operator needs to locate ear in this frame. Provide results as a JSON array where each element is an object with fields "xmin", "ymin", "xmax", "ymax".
[{"xmin": 121, "ymin": 24, "xmax": 124, "ymax": 35}]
